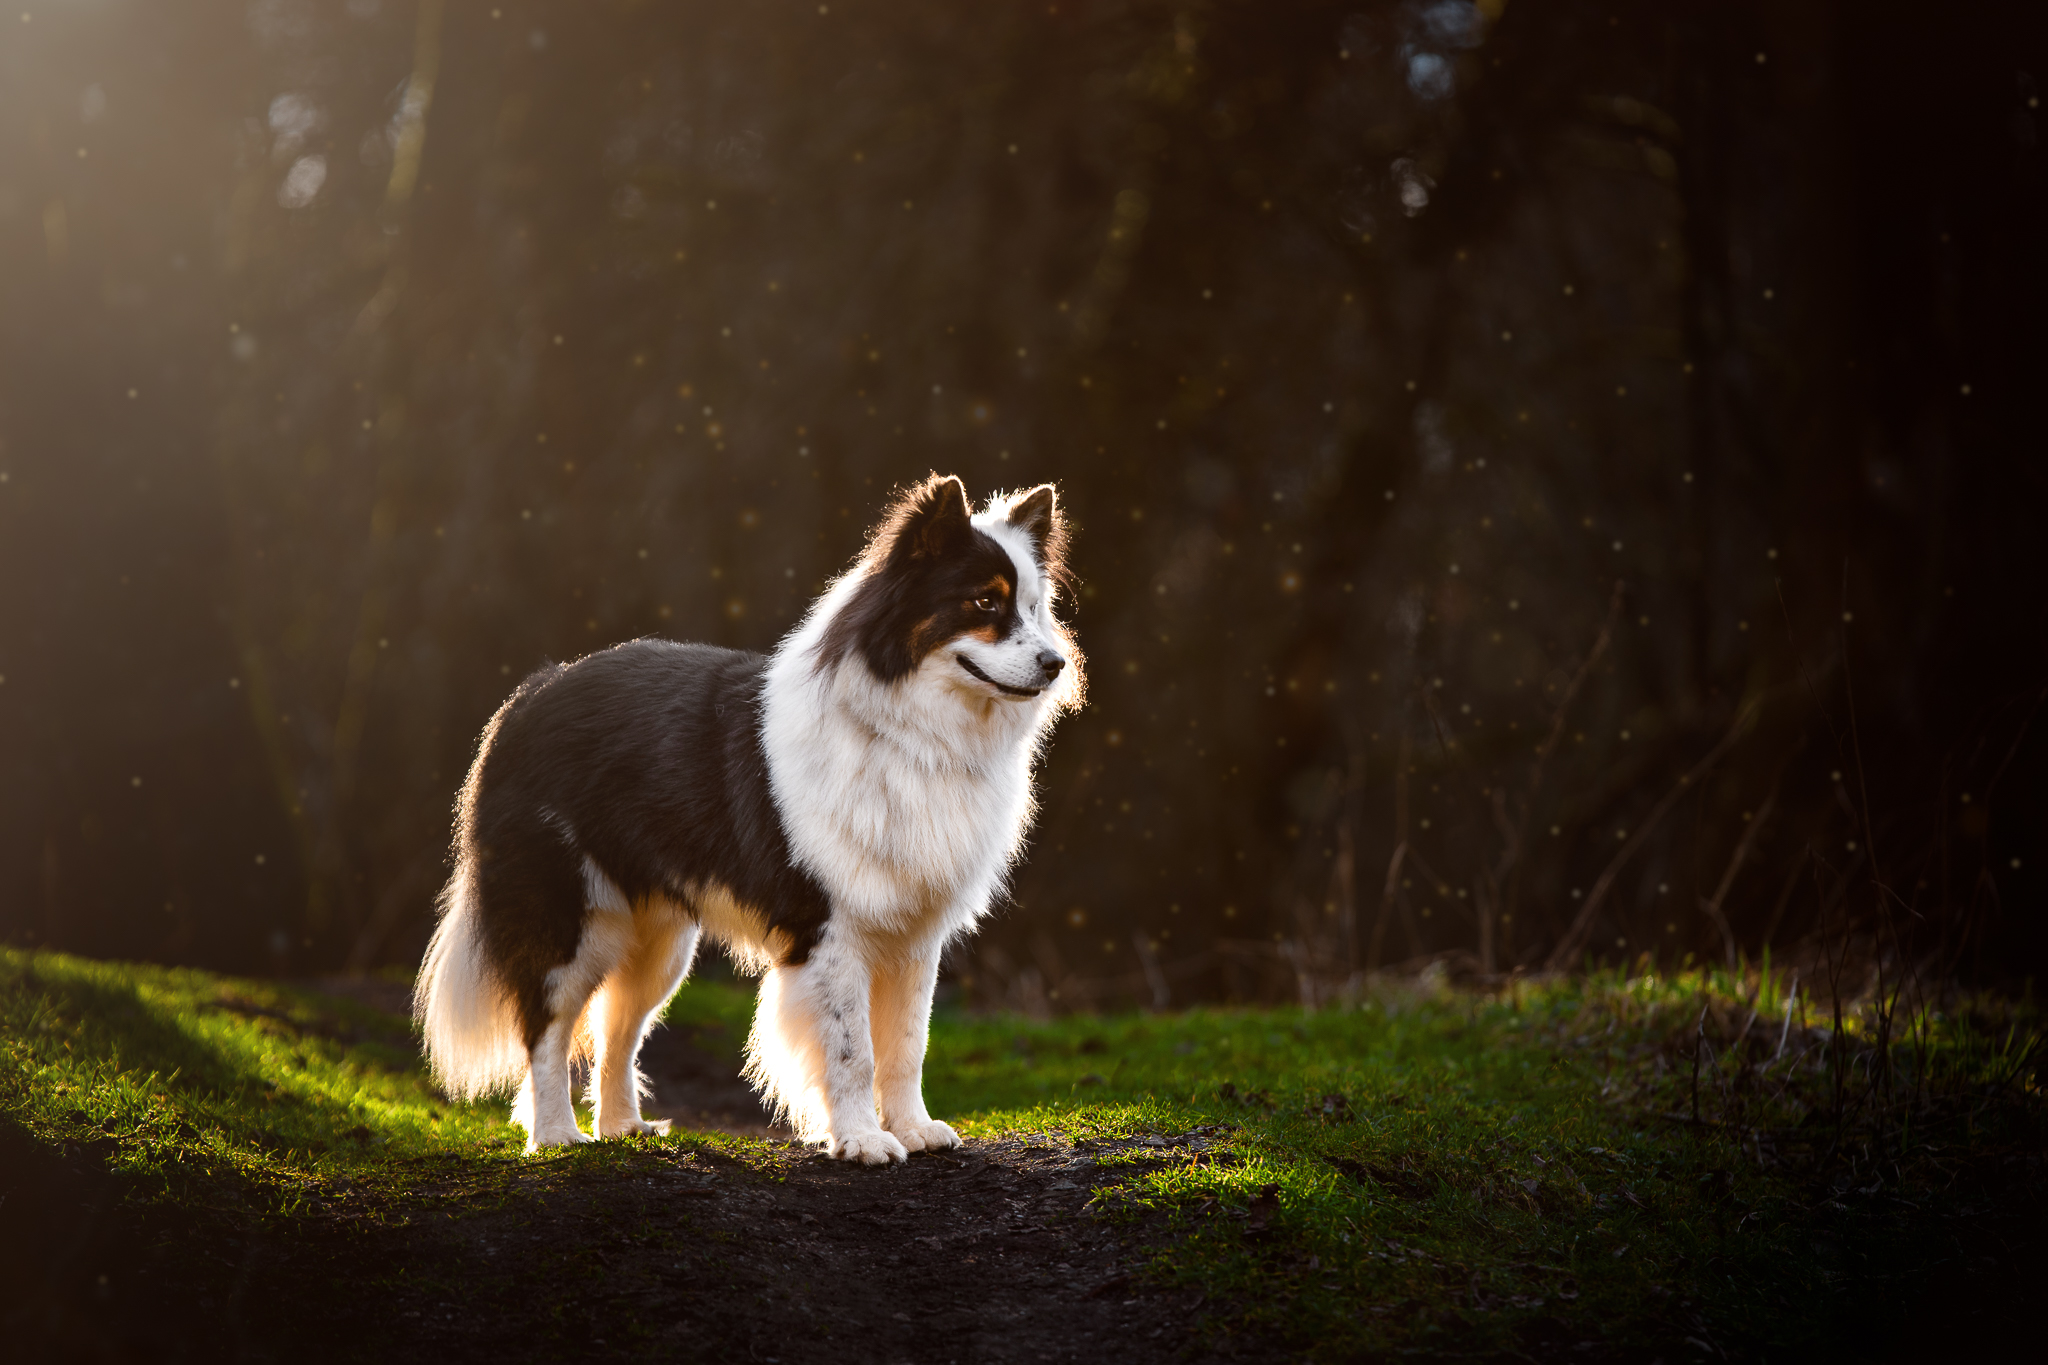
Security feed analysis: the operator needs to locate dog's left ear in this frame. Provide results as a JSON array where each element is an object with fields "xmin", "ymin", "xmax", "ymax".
[
  {"xmin": 1006, "ymin": 485, "xmax": 1060, "ymax": 564},
  {"xmin": 892, "ymin": 473, "xmax": 976, "ymax": 561}
]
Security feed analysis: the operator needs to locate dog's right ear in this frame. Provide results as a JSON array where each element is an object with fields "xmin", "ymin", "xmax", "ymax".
[
  {"xmin": 1005, "ymin": 485, "xmax": 1058, "ymax": 561},
  {"xmin": 886, "ymin": 474, "xmax": 975, "ymax": 561}
]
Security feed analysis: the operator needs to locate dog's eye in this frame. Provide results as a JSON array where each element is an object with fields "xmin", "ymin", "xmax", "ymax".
[{"xmin": 972, "ymin": 596, "xmax": 1000, "ymax": 613}]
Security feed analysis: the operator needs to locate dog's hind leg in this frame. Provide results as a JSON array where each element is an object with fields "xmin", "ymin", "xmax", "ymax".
[
  {"xmin": 513, "ymin": 860, "xmax": 641, "ymax": 1151},
  {"xmin": 521, "ymin": 1010, "xmax": 596, "ymax": 1151},
  {"xmin": 872, "ymin": 949, "xmax": 959, "ymax": 1153},
  {"xmin": 589, "ymin": 899, "xmax": 698, "ymax": 1138}
]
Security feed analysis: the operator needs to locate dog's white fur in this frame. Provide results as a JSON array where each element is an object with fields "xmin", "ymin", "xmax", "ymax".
[
  {"xmin": 744, "ymin": 507, "xmax": 1075, "ymax": 1158},
  {"xmin": 416, "ymin": 489, "xmax": 1079, "ymax": 1159},
  {"xmin": 415, "ymin": 863, "xmax": 527, "ymax": 1103}
]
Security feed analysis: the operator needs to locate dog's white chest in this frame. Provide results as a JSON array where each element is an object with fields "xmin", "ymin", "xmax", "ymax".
[
  {"xmin": 780, "ymin": 718, "xmax": 1027, "ymax": 920},
  {"xmin": 761, "ymin": 662, "xmax": 1041, "ymax": 935}
]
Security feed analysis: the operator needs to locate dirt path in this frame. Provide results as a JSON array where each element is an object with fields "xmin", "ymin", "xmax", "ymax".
[
  {"xmin": 355, "ymin": 1134, "xmax": 1246, "ymax": 1365},
  {"xmin": 10, "ymin": 998, "xmax": 1274, "ymax": 1364},
  {"xmin": 78, "ymin": 1133, "xmax": 1259, "ymax": 1363},
  {"xmin": 14, "ymin": 1126, "xmax": 1265, "ymax": 1363}
]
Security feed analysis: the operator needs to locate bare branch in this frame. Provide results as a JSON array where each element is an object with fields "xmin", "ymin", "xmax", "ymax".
[
  {"xmin": 1699, "ymin": 774, "xmax": 1780, "ymax": 967},
  {"xmin": 1527, "ymin": 581, "xmax": 1625, "ymax": 803},
  {"xmin": 1545, "ymin": 698, "xmax": 1763, "ymax": 971},
  {"xmin": 1368, "ymin": 842, "xmax": 1407, "ymax": 974}
]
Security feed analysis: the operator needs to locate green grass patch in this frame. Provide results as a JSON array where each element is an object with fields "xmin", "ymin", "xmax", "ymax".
[
  {"xmin": 925, "ymin": 969, "xmax": 2043, "ymax": 1356},
  {"xmin": 2, "ymin": 945, "xmax": 2040, "ymax": 1358},
  {"xmin": 0, "ymin": 949, "xmax": 768, "ymax": 1225}
]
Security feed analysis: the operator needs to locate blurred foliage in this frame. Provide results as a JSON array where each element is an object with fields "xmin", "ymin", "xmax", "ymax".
[{"xmin": 0, "ymin": 1, "xmax": 2042, "ymax": 993}]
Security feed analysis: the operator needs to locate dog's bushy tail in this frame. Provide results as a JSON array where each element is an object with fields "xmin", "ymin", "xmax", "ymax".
[{"xmin": 414, "ymin": 863, "xmax": 526, "ymax": 1100}]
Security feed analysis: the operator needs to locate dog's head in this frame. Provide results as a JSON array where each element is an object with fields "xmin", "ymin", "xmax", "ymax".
[{"xmin": 819, "ymin": 474, "xmax": 1083, "ymax": 709}]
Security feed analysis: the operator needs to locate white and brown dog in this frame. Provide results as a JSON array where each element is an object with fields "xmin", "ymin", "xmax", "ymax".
[{"xmin": 414, "ymin": 476, "xmax": 1081, "ymax": 1161}]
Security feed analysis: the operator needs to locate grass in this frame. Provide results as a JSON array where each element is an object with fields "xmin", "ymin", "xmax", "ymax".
[
  {"xmin": 931, "ymin": 971, "xmax": 2044, "ymax": 1356},
  {"xmin": 0, "ymin": 950, "xmax": 760, "ymax": 1228},
  {"xmin": 2, "ymin": 945, "xmax": 2041, "ymax": 1358}
]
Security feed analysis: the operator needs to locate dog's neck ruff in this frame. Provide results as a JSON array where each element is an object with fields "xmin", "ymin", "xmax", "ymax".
[{"xmin": 759, "ymin": 543, "xmax": 1061, "ymax": 935}]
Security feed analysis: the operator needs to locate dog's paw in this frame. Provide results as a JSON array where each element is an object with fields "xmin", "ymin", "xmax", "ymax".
[
  {"xmin": 829, "ymin": 1128, "xmax": 909, "ymax": 1165},
  {"xmin": 597, "ymin": 1115, "xmax": 672, "ymax": 1139},
  {"xmin": 889, "ymin": 1118, "xmax": 961, "ymax": 1153},
  {"xmin": 523, "ymin": 1123, "xmax": 596, "ymax": 1154}
]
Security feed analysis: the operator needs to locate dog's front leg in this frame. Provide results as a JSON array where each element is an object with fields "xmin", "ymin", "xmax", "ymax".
[
  {"xmin": 802, "ymin": 933, "xmax": 908, "ymax": 1165},
  {"xmin": 872, "ymin": 951, "xmax": 959, "ymax": 1153}
]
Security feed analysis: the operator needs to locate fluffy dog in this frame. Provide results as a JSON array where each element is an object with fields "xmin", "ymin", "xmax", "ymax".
[{"xmin": 414, "ymin": 475, "xmax": 1081, "ymax": 1161}]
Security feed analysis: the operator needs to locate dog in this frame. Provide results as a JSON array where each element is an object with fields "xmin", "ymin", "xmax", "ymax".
[{"xmin": 413, "ymin": 475, "xmax": 1081, "ymax": 1162}]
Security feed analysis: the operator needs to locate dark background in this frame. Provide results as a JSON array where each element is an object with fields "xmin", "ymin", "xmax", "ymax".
[{"xmin": 1, "ymin": 0, "xmax": 2041, "ymax": 1006}]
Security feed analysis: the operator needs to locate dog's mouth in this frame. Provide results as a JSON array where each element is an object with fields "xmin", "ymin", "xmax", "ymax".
[{"xmin": 956, "ymin": 654, "xmax": 1043, "ymax": 699}]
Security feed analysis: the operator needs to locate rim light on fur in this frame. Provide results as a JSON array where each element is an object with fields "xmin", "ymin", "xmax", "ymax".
[{"xmin": 413, "ymin": 867, "xmax": 528, "ymax": 1100}]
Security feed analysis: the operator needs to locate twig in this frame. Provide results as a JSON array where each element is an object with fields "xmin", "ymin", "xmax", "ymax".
[
  {"xmin": 1278, "ymin": 938, "xmax": 1316, "ymax": 1011},
  {"xmin": 1048, "ymin": 947, "xmax": 1222, "ymax": 1006},
  {"xmin": 1839, "ymin": 563, "xmax": 1903, "ymax": 1133},
  {"xmin": 1732, "ymin": 980, "xmax": 1763, "ymax": 1051},
  {"xmin": 1691, "ymin": 1004, "xmax": 1708, "ymax": 1125},
  {"xmin": 1545, "ymin": 699, "xmax": 1763, "ymax": 971},
  {"xmin": 1945, "ymin": 681, "xmax": 2048, "ymax": 981},
  {"xmin": 1529, "ymin": 582, "xmax": 1625, "ymax": 795},
  {"xmin": 1368, "ymin": 729, "xmax": 1422, "ymax": 970},
  {"xmin": 1774, "ymin": 973, "xmax": 1799, "ymax": 1062},
  {"xmin": 1699, "ymin": 774, "xmax": 1779, "ymax": 967},
  {"xmin": 1392, "ymin": 732, "xmax": 1425, "ymax": 965},
  {"xmin": 1474, "ymin": 874, "xmax": 1496, "ymax": 976},
  {"xmin": 1778, "ymin": 576, "xmax": 1857, "ymax": 1152},
  {"xmin": 1419, "ymin": 685, "xmax": 1456, "ymax": 764},
  {"xmin": 1759, "ymin": 845, "xmax": 1810, "ymax": 958},
  {"xmin": 1813, "ymin": 852, "xmax": 1848, "ymax": 1150},
  {"xmin": 1368, "ymin": 843, "xmax": 1407, "ymax": 974},
  {"xmin": 1339, "ymin": 722, "xmax": 1366, "ymax": 976},
  {"xmin": 1480, "ymin": 788, "xmax": 1518, "ymax": 973},
  {"xmin": 1131, "ymin": 932, "xmax": 1171, "ymax": 1011},
  {"xmin": 1401, "ymin": 843, "xmax": 1456, "ymax": 905},
  {"xmin": 1979, "ymin": 682, "xmax": 2048, "ymax": 808},
  {"xmin": 1493, "ymin": 583, "xmax": 1621, "ymax": 967}
]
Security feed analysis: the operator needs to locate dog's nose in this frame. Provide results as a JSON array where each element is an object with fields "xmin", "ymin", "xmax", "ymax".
[{"xmin": 1037, "ymin": 650, "xmax": 1066, "ymax": 681}]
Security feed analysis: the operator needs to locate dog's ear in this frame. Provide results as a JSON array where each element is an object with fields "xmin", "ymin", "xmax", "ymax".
[
  {"xmin": 1006, "ymin": 485, "xmax": 1058, "ymax": 562},
  {"xmin": 1005, "ymin": 486, "xmax": 1071, "ymax": 595},
  {"xmin": 889, "ymin": 473, "xmax": 975, "ymax": 560}
]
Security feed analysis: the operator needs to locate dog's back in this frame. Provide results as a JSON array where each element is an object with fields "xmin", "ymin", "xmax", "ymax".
[{"xmin": 416, "ymin": 640, "xmax": 832, "ymax": 1103}]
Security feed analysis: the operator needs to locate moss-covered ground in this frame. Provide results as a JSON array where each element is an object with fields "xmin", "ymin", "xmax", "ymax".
[{"xmin": 1, "ymin": 946, "xmax": 2039, "ymax": 1361}]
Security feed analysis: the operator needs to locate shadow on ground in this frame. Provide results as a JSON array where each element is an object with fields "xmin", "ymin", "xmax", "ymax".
[
  {"xmin": 304, "ymin": 974, "xmax": 789, "ymax": 1138},
  {"xmin": 6, "ymin": 980, "xmax": 2039, "ymax": 1364},
  {"xmin": 6, "ymin": 1119, "xmax": 1231, "ymax": 1364}
]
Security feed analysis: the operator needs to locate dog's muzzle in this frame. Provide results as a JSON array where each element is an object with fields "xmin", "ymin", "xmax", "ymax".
[{"xmin": 956, "ymin": 654, "xmax": 1053, "ymax": 698}]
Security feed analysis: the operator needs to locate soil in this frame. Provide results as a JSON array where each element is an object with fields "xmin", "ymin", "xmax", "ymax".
[
  {"xmin": 2, "ymin": 1002, "xmax": 1265, "ymax": 1365},
  {"xmin": 351, "ymin": 1134, "xmax": 1234, "ymax": 1365},
  {"xmin": 8, "ymin": 990, "xmax": 2036, "ymax": 1363},
  {"xmin": 6, "ymin": 1127, "xmax": 1252, "ymax": 1365}
]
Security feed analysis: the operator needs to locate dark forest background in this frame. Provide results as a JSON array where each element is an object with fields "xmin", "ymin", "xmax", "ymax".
[{"xmin": 1, "ymin": 0, "xmax": 2042, "ymax": 1008}]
